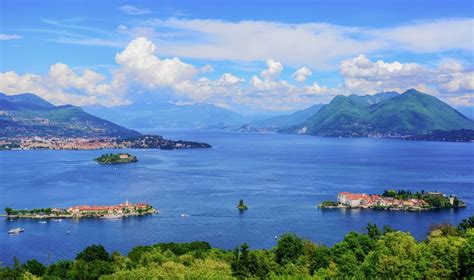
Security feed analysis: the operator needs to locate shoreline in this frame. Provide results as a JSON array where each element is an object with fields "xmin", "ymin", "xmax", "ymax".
[
  {"xmin": 319, "ymin": 204, "xmax": 467, "ymax": 212},
  {"xmin": 0, "ymin": 210, "xmax": 158, "ymax": 219}
]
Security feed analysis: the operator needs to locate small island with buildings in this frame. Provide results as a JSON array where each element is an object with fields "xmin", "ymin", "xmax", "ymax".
[
  {"xmin": 3, "ymin": 200, "xmax": 157, "ymax": 219},
  {"xmin": 95, "ymin": 153, "xmax": 137, "ymax": 164},
  {"xmin": 320, "ymin": 190, "xmax": 466, "ymax": 211}
]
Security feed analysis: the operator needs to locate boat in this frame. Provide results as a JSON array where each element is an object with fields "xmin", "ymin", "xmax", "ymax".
[
  {"xmin": 8, "ymin": 228, "xmax": 24, "ymax": 234},
  {"xmin": 100, "ymin": 214, "xmax": 123, "ymax": 219},
  {"xmin": 180, "ymin": 213, "xmax": 189, "ymax": 218},
  {"xmin": 52, "ymin": 219, "xmax": 63, "ymax": 222},
  {"xmin": 38, "ymin": 221, "xmax": 47, "ymax": 224}
]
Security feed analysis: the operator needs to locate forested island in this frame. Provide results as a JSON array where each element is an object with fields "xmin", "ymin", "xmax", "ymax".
[
  {"xmin": 1, "ymin": 216, "xmax": 473, "ymax": 279},
  {"xmin": 95, "ymin": 153, "xmax": 137, "ymax": 164},
  {"xmin": 320, "ymin": 190, "xmax": 466, "ymax": 211}
]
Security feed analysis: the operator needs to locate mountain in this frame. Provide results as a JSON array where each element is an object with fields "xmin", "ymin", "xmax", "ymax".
[
  {"xmin": 246, "ymin": 104, "xmax": 324, "ymax": 130},
  {"xmin": 0, "ymin": 92, "xmax": 55, "ymax": 110},
  {"xmin": 84, "ymin": 101, "xmax": 252, "ymax": 129},
  {"xmin": 291, "ymin": 89, "xmax": 474, "ymax": 137},
  {"xmin": 0, "ymin": 93, "xmax": 140, "ymax": 139}
]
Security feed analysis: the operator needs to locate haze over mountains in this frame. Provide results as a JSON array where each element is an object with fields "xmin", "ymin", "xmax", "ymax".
[
  {"xmin": 242, "ymin": 104, "xmax": 324, "ymax": 131},
  {"xmin": 84, "ymin": 101, "xmax": 254, "ymax": 130}
]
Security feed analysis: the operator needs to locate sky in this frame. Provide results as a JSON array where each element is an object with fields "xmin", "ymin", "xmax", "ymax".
[{"xmin": 0, "ymin": 0, "xmax": 473, "ymax": 113}]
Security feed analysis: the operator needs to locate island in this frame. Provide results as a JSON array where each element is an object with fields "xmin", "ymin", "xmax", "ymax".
[
  {"xmin": 95, "ymin": 153, "xmax": 137, "ymax": 164},
  {"xmin": 237, "ymin": 199, "xmax": 248, "ymax": 210},
  {"xmin": 319, "ymin": 190, "xmax": 466, "ymax": 211},
  {"xmin": 2, "ymin": 200, "xmax": 157, "ymax": 219}
]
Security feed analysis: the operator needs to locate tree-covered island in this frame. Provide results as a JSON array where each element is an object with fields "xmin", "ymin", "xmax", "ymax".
[
  {"xmin": 94, "ymin": 153, "xmax": 137, "ymax": 164},
  {"xmin": 320, "ymin": 190, "xmax": 466, "ymax": 211}
]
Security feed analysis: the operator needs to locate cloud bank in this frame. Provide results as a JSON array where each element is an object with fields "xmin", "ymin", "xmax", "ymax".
[{"xmin": 1, "ymin": 37, "xmax": 473, "ymax": 110}]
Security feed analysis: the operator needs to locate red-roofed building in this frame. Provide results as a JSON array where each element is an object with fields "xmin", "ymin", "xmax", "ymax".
[{"xmin": 67, "ymin": 201, "xmax": 150, "ymax": 215}]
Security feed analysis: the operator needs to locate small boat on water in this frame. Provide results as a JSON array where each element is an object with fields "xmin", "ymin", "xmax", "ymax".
[
  {"xmin": 180, "ymin": 214, "xmax": 189, "ymax": 218},
  {"xmin": 52, "ymin": 219, "xmax": 63, "ymax": 222},
  {"xmin": 38, "ymin": 221, "xmax": 47, "ymax": 224},
  {"xmin": 8, "ymin": 228, "xmax": 24, "ymax": 234}
]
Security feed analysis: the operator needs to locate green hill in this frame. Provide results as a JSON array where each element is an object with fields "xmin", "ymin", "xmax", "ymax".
[
  {"xmin": 0, "ymin": 93, "xmax": 140, "ymax": 139},
  {"xmin": 293, "ymin": 89, "xmax": 474, "ymax": 137}
]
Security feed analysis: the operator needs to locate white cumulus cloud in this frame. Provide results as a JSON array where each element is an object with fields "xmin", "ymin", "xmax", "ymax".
[
  {"xmin": 119, "ymin": 5, "xmax": 152, "ymax": 15},
  {"xmin": 260, "ymin": 59, "xmax": 283, "ymax": 80},
  {"xmin": 114, "ymin": 37, "xmax": 197, "ymax": 88},
  {"xmin": 292, "ymin": 67, "xmax": 312, "ymax": 82}
]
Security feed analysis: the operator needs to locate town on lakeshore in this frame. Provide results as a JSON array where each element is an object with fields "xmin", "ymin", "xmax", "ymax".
[
  {"xmin": 0, "ymin": 135, "xmax": 211, "ymax": 151},
  {"xmin": 3, "ymin": 200, "xmax": 157, "ymax": 219},
  {"xmin": 320, "ymin": 190, "xmax": 466, "ymax": 211}
]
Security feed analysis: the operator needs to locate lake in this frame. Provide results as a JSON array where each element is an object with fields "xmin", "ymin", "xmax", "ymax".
[{"xmin": 1, "ymin": 130, "xmax": 473, "ymax": 265}]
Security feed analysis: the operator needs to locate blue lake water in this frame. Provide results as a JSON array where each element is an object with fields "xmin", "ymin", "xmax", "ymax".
[{"xmin": 1, "ymin": 130, "xmax": 473, "ymax": 265}]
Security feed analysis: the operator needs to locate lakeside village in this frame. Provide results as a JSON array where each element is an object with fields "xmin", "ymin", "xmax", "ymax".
[
  {"xmin": 320, "ymin": 190, "xmax": 466, "ymax": 211},
  {"xmin": 3, "ymin": 200, "xmax": 157, "ymax": 220},
  {"xmin": 0, "ymin": 135, "xmax": 211, "ymax": 150}
]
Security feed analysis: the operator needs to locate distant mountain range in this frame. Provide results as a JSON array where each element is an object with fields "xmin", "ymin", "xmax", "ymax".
[
  {"xmin": 2, "ymin": 90, "xmax": 473, "ymax": 140},
  {"xmin": 239, "ymin": 104, "xmax": 324, "ymax": 132},
  {"xmin": 84, "ymin": 102, "xmax": 255, "ymax": 129},
  {"xmin": 0, "ymin": 93, "xmax": 140, "ymax": 139},
  {"xmin": 286, "ymin": 89, "xmax": 474, "ymax": 137}
]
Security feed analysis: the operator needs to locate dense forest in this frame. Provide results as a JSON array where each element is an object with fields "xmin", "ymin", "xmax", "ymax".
[{"xmin": 1, "ymin": 216, "xmax": 473, "ymax": 279}]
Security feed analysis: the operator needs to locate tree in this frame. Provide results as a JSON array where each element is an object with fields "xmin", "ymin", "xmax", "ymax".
[
  {"xmin": 231, "ymin": 243, "xmax": 251, "ymax": 278},
  {"xmin": 458, "ymin": 216, "xmax": 474, "ymax": 232},
  {"xmin": 459, "ymin": 229, "xmax": 474, "ymax": 278},
  {"xmin": 421, "ymin": 230, "xmax": 467, "ymax": 279},
  {"xmin": 361, "ymin": 232, "xmax": 422, "ymax": 279},
  {"xmin": 76, "ymin": 244, "xmax": 110, "ymax": 262},
  {"xmin": 367, "ymin": 223, "xmax": 382, "ymax": 239},
  {"xmin": 69, "ymin": 259, "xmax": 114, "ymax": 280},
  {"xmin": 275, "ymin": 233, "xmax": 304, "ymax": 265},
  {"xmin": 23, "ymin": 259, "xmax": 45, "ymax": 277},
  {"xmin": 4, "ymin": 207, "xmax": 12, "ymax": 215},
  {"xmin": 429, "ymin": 222, "xmax": 459, "ymax": 236},
  {"xmin": 383, "ymin": 225, "xmax": 395, "ymax": 235},
  {"xmin": 308, "ymin": 245, "xmax": 332, "ymax": 275},
  {"xmin": 44, "ymin": 260, "xmax": 73, "ymax": 279}
]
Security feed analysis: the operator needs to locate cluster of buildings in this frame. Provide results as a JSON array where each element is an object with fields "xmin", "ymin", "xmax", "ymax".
[
  {"xmin": 337, "ymin": 192, "xmax": 429, "ymax": 209},
  {"xmin": 1, "ymin": 137, "xmax": 122, "ymax": 150},
  {"xmin": 67, "ymin": 200, "xmax": 152, "ymax": 216}
]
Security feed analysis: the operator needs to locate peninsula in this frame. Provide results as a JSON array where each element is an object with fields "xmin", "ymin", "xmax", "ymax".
[
  {"xmin": 95, "ymin": 153, "xmax": 137, "ymax": 164},
  {"xmin": 320, "ymin": 190, "xmax": 466, "ymax": 211},
  {"xmin": 0, "ymin": 93, "xmax": 212, "ymax": 151},
  {"xmin": 3, "ymin": 201, "xmax": 157, "ymax": 219}
]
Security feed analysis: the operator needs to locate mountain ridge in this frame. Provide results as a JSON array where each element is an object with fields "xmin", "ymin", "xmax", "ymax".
[
  {"xmin": 294, "ymin": 89, "xmax": 474, "ymax": 137},
  {"xmin": 0, "ymin": 93, "xmax": 140, "ymax": 139}
]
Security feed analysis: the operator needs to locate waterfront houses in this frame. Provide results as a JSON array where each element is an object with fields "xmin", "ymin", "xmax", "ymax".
[
  {"xmin": 3, "ymin": 201, "xmax": 157, "ymax": 219},
  {"xmin": 321, "ymin": 190, "xmax": 465, "ymax": 211}
]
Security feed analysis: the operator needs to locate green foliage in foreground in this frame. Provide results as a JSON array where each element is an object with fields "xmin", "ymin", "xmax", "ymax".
[{"xmin": 1, "ymin": 216, "xmax": 473, "ymax": 279}]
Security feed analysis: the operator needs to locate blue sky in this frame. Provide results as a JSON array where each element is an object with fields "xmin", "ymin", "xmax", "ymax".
[{"xmin": 0, "ymin": 0, "xmax": 473, "ymax": 113}]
